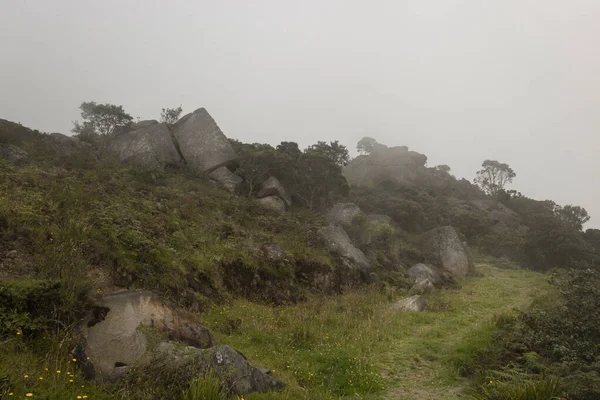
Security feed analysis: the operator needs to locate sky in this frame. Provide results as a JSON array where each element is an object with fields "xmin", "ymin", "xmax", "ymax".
[{"xmin": 1, "ymin": 0, "xmax": 599, "ymax": 228}]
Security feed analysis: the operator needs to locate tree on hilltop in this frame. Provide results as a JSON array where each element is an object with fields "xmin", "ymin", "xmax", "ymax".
[
  {"xmin": 357, "ymin": 137, "xmax": 377, "ymax": 155},
  {"xmin": 72, "ymin": 101, "xmax": 133, "ymax": 138},
  {"xmin": 160, "ymin": 106, "xmax": 183, "ymax": 125},
  {"xmin": 474, "ymin": 160, "xmax": 516, "ymax": 198}
]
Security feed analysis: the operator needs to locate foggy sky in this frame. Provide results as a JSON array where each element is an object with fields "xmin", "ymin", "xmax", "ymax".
[{"xmin": 1, "ymin": 0, "xmax": 599, "ymax": 228}]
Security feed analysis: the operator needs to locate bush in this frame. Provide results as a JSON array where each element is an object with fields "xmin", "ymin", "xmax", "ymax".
[{"xmin": 181, "ymin": 370, "xmax": 226, "ymax": 400}]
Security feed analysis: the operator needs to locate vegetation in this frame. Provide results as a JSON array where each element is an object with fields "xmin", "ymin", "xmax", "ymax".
[
  {"xmin": 356, "ymin": 136, "xmax": 377, "ymax": 155},
  {"xmin": 71, "ymin": 101, "xmax": 133, "ymax": 139},
  {"xmin": 161, "ymin": 106, "xmax": 184, "ymax": 125},
  {"xmin": 2, "ymin": 118, "xmax": 600, "ymax": 399},
  {"xmin": 474, "ymin": 160, "xmax": 516, "ymax": 198}
]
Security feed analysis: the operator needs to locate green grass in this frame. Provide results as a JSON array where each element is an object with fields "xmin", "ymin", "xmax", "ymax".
[{"xmin": 199, "ymin": 264, "xmax": 551, "ymax": 400}]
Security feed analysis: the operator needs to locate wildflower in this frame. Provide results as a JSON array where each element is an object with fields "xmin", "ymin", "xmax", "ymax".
[
  {"xmin": 24, "ymin": 375, "xmax": 29, "ymax": 379},
  {"xmin": 16, "ymin": 329, "xmax": 22, "ymax": 335},
  {"xmin": 77, "ymin": 396, "xmax": 82, "ymax": 399},
  {"xmin": 8, "ymin": 393, "xmax": 13, "ymax": 396},
  {"xmin": 69, "ymin": 379, "xmax": 74, "ymax": 383},
  {"xmin": 44, "ymin": 368, "xmax": 48, "ymax": 371},
  {"xmin": 72, "ymin": 358, "xmax": 77, "ymax": 362},
  {"xmin": 26, "ymin": 394, "xmax": 33, "ymax": 397},
  {"xmin": 83, "ymin": 397, "xmax": 88, "ymax": 399},
  {"xmin": 39, "ymin": 377, "xmax": 43, "ymax": 380},
  {"xmin": 489, "ymin": 380, "xmax": 493, "ymax": 384},
  {"xmin": 56, "ymin": 370, "xmax": 61, "ymax": 374}
]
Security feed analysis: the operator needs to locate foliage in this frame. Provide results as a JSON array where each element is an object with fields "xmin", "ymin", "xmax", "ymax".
[
  {"xmin": 436, "ymin": 164, "xmax": 451, "ymax": 173},
  {"xmin": 161, "ymin": 106, "xmax": 184, "ymax": 125},
  {"xmin": 72, "ymin": 101, "xmax": 133, "ymax": 137},
  {"xmin": 474, "ymin": 160, "xmax": 516, "ymax": 198},
  {"xmin": 469, "ymin": 269, "xmax": 600, "ymax": 400},
  {"xmin": 304, "ymin": 140, "xmax": 350, "ymax": 167},
  {"xmin": 554, "ymin": 204, "xmax": 591, "ymax": 231},
  {"xmin": 0, "ymin": 280, "xmax": 87, "ymax": 337},
  {"xmin": 232, "ymin": 140, "xmax": 348, "ymax": 211},
  {"xmin": 356, "ymin": 137, "xmax": 377, "ymax": 155}
]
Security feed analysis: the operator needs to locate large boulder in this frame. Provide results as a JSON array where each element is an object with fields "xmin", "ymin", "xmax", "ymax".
[
  {"xmin": 408, "ymin": 263, "xmax": 441, "ymax": 285},
  {"xmin": 172, "ymin": 108, "xmax": 236, "ymax": 173},
  {"xmin": 0, "ymin": 144, "xmax": 28, "ymax": 164},
  {"xmin": 110, "ymin": 121, "xmax": 183, "ymax": 171},
  {"xmin": 391, "ymin": 295, "xmax": 426, "ymax": 312},
  {"xmin": 326, "ymin": 203, "xmax": 363, "ymax": 230},
  {"xmin": 156, "ymin": 342, "xmax": 285, "ymax": 395},
  {"xmin": 343, "ymin": 143, "xmax": 428, "ymax": 186},
  {"xmin": 80, "ymin": 290, "xmax": 214, "ymax": 382},
  {"xmin": 318, "ymin": 225, "xmax": 370, "ymax": 273},
  {"xmin": 257, "ymin": 176, "xmax": 291, "ymax": 207},
  {"xmin": 209, "ymin": 166, "xmax": 242, "ymax": 193},
  {"xmin": 424, "ymin": 226, "xmax": 471, "ymax": 277},
  {"xmin": 258, "ymin": 196, "xmax": 286, "ymax": 214}
]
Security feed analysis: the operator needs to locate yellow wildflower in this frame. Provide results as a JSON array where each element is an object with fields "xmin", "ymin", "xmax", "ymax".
[
  {"xmin": 16, "ymin": 329, "xmax": 22, "ymax": 335},
  {"xmin": 24, "ymin": 375, "xmax": 29, "ymax": 379},
  {"xmin": 26, "ymin": 394, "xmax": 33, "ymax": 397},
  {"xmin": 39, "ymin": 377, "xmax": 43, "ymax": 380},
  {"xmin": 72, "ymin": 358, "xmax": 77, "ymax": 362},
  {"xmin": 56, "ymin": 370, "xmax": 61, "ymax": 374},
  {"xmin": 69, "ymin": 379, "xmax": 74, "ymax": 383},
  {"xmin": 77, "ymin": 396, "xmax": 82, "ymax": 399}
]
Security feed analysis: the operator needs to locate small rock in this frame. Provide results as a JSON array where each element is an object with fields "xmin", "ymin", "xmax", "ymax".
[
  {"xmin": 257, "ymin": 176, "xmax": 291, "ymax": 207},
  {"xmin": 258, "ymin": 196, "xmax": 286, "ymax": 214},
  {"xmin": 408, "ymin": 263, "xmax": 441, "ymax": 285},
  {"xmin": 409, "ymin": 278, "xmax": 435, "ymax": 295},
  {"xmin": 391, "ymin": 295, "xmax": 427, "ymax": 312},
  {"xmin": 209, "ymin": 166, "xmax": 242, "ymax": 193},
  {"xmin": 326, "ymin": 203, "xmax": 362, "ymax": 229},
  {"xmin": 108, "ymin": 365, "xmax": 130, "ymax": 383}
]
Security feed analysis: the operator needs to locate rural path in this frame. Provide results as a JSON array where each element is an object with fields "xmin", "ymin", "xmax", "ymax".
[{"xmin": 379, "ymin": 264, "xmax": 551, "ymax": 400}]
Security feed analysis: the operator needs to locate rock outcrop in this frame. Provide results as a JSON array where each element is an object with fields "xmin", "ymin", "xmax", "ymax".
[
  {"xmin": 156, "ymin": 343, "xmax": 285, "ymax": 395},
  {"xmin": 326, "ymin": 203, "xmax": 363, "ymax": 229},
  {"xmin": 0, "ymin": 144, "xmax": 28, "ymax": 164},
  {"xmin": 172, "ymin": 108, "xmax": 236, "ymax": 173},
  {"xmin": 110, "ymin": 120, "xmax": 183, "ymax": 170},
  {"xmin": 257, "ymin": 176, "xmax": 291, "ymax": 207},
  {"xmin": 343, "ymin": 143, "xmax": 428, "ymax": 186},
  {"xmin": 424, "ymin": 226, "xmax": 471, "ymax": 277},
  {"xmin": 258, "ymin": 196, "xmax": 286, "ymax": 214},
  {"xmin": 209, "ymin": 166, "xmax": 242, "ymax": 193},
  {"xmin": 318, "ymin": 225, "xmax": 370, "ymax": 274},
  {"xmin": 80, "ymin": 290, "xmax": 214, "ymax": 382},
  {"xmin": 391, "ymin": 295, "xmax": 427, "ymax": 312},
  {"xmin": 408, "ymin": 263, "xmax": 441, "ymax": 285}
]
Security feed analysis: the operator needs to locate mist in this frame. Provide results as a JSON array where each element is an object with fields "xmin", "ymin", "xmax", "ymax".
[{"xmin": 1, "ymin": 0, "xmax": 598, "ymax": 227}]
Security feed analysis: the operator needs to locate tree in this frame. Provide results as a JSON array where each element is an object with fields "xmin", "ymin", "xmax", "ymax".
[
  {"xmin": 554, "ymin": 204, "xmax": 591, "ymax": 231},
  {"xmin": 160, "ymin": 106, "xmax": 183, "ymax": 125},
  {"xmin": 435, "ymin": 164, "xmax": 451, "ymax": 173},
  {"xmin": 305, "ymin": 140, "xmax": 350, "ymax": 167},
  {"xmin": 72, "ymin": 101, "xmax": 133, "ymax": 137},
  {"xmin": 357, "ymin": 137, "xmax": 377, "ymax": 155},
  {"xmin": 474, "ymin": 160, "xmax": 516, "ymax": 197}
]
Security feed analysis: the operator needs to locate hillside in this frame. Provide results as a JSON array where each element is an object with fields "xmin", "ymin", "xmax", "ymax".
[{"xmin": 1, "ymin": 117, "xmax": 600, "ymax": 399}]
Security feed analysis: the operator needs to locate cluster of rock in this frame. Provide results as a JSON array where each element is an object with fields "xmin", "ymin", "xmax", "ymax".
[
  {"xmin": 77, "ymin": 290, "xmax": 283, "ymax": 395},
  {"xmin": 256, "ymin": 176, "xmax": 292, "ymax": 214}
]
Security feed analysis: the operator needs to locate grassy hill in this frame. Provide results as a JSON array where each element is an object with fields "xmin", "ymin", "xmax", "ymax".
[{"xmin": 1, "ymin": 120, "xmax": 594, "ymax": 399}]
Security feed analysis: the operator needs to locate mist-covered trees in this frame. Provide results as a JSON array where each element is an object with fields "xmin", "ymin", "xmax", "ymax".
[
  {"xmin": 160, "ymin": 106, "xmax": 183, "ymax": 125},
  {"xmin": 474, "ymin": 160, "xmax": 516, "ymax": 197},
  {"xmin": 72, "ymin": 101, "xmax": 133, "ymax": 138},
  {"xmin": 554, "ymin": 204, "xmax": 591, "ymax": 231},
  {"xmin": 357, "ymin": 137, "xmax": 377, "ymax": 155},
  {"xmin": 231, "ymin": 140, "xmax": 349, "ymax": 210}
]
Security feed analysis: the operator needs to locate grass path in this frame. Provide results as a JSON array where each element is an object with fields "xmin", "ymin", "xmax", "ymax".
[
  {"xmin": 379, "ymin": 264, "xmax": 551, "ymax": 399},
  {"xmin": 203, "ymin": 264, "xmax": 551, "ymax": 400}
]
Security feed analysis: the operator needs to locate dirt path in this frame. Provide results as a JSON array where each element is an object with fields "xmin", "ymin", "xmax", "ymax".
[{"xmin": 379, "ymin": 264, "xmax": 551, "ymax": 400}]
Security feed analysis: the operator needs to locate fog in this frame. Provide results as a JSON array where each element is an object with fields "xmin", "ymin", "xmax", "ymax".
[{"xmin": 1, "ymin": 0, "xmax": 598, "ymax": 228}]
